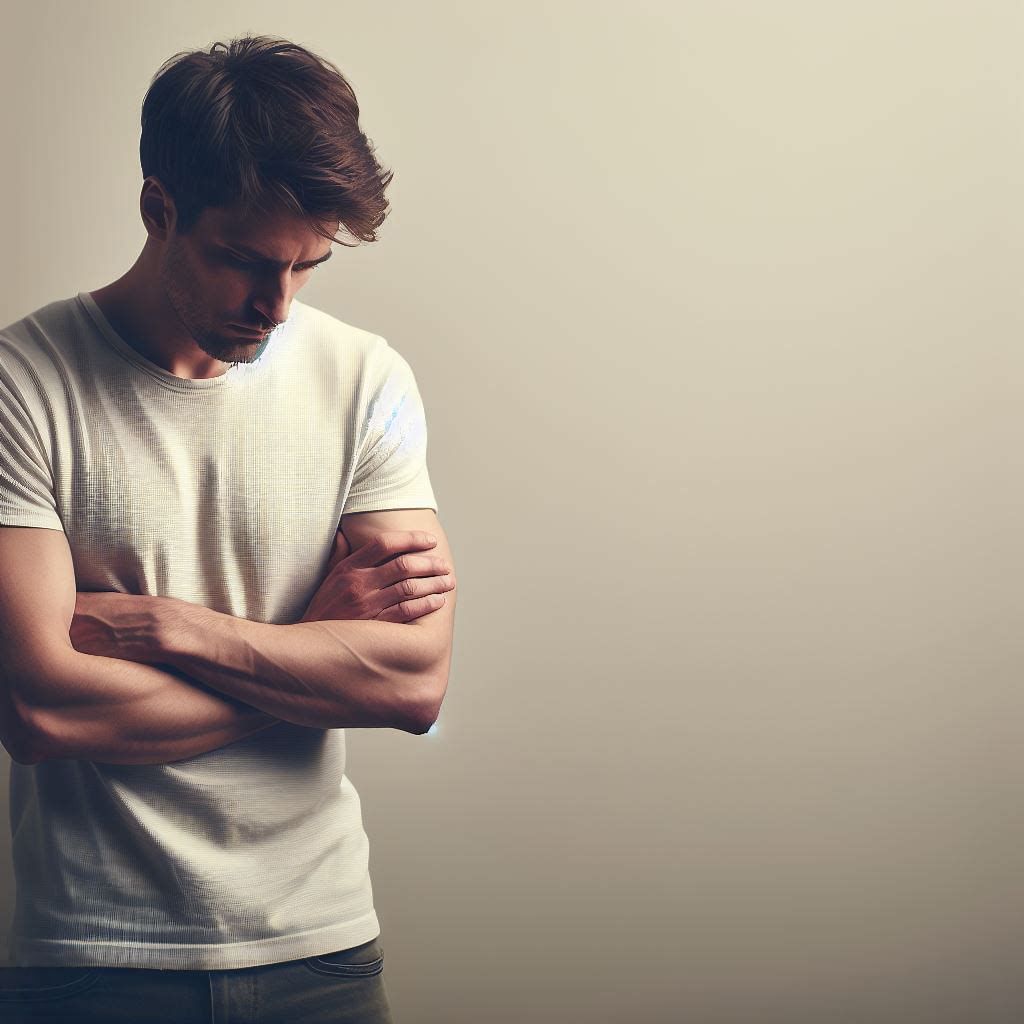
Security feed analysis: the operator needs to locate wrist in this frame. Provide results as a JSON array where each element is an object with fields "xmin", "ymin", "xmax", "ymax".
[{"xmin": 144, "ymin": 596, "xmax": 209, "ymax": 667}]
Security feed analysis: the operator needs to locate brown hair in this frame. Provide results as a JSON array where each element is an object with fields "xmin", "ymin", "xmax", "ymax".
[{"xmin": 139, "ymin": 34, "xmax": 393, "ymax": 246}]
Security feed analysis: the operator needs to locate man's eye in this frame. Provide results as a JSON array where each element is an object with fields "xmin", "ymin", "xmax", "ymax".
[{"xmin": 228, "ymin": 256, "xmax": 318, "ymax": 272}]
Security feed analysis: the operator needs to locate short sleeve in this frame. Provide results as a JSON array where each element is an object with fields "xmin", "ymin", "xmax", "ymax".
[
  {"xmin": 344, "ymin": 343, "xmax": 438, "ymax": 514},
  {"xmin": 0, "ymin": 374, "xmax": 62, "ymax": 530}
]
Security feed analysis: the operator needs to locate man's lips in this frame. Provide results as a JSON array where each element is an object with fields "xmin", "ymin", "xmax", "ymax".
[{"xmin": 228, "ymin": 324, "xmax": 270, "ymax": 338}]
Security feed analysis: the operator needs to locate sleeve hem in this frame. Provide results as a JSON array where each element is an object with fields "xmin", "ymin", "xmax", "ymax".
[
  {"xmin": 342, "ymin": 498, "xmax": 438, "ymax": 515},
  {"xmin": 0, "ymin": 514, "xmax": 65, "ymax": 531}
]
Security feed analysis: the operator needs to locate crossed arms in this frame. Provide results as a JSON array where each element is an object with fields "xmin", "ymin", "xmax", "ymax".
[{"xmin": 0, "ymin": 509, "xmax": 457, "ymax": 766}]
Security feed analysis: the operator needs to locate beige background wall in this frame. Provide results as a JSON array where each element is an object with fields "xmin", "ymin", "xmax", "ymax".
[{"xmin": 1, "ymin": 2, "xmax": 1021, "ymax": 1022}]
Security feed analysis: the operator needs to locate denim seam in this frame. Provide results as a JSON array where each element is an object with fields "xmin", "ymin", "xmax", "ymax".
[
  {"xmin": 301, "ymin": 956, "xmax": 384, "ymax": 979},
  {"xmin": 0, "ymin": 969, "xmax": 101, "ymax": 1002}
]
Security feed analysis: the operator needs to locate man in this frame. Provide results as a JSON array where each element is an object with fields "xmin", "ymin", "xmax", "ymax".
[{"xmin": 0, "ymin": 34, "xmax": 456, "ymax": 1023}]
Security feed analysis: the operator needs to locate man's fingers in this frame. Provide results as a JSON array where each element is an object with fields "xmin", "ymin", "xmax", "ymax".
[
  {"xmin": 342, "ymin": 531, "xmax": 437, "ymax": 570},
  {"xmin": 375, "ymin": 592, "xmax": 447, "ymax": 624},
  {"xmin": 374, "ymin": 575, "xmax": 455, "ymax": 622},
  {"xmin": 386, "ymin": 573, "xmax": 455, "ymax": 606},
  {"xmin": 377, "ymin": 554, "xmax": 452, "ymax": 589}
]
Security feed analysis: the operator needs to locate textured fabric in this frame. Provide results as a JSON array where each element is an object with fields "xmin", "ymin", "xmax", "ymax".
[
  {"xmin": 0, "ymin": 292, "xmax": 437, "ymax": 969},
  {"xmin": 0, "ymin": 934, "xmax": 394, "ymax": 1022}
]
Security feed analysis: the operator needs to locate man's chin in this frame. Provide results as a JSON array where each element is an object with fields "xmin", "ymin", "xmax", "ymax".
[{"xmin": 199, "ymin": 338, "xmax": 265, "ymax": 365}]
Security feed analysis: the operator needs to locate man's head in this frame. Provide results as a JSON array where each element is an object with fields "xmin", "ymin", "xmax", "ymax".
[
  {"xmin": 143, "ymin": 185, "xmax": 339, "ymax": 366},
  {"xmin": 126, "ymin": 34, "xmax": 392, "ymax": 369}
]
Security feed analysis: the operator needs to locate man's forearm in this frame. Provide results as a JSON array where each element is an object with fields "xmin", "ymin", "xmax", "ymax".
[
  {"xmin": 18, "ymin": 648, "xmax": 281, "ymax": 766},
  {"xmin": 111, "ymin": 597, "xmax": 441, "ymax": 732}
]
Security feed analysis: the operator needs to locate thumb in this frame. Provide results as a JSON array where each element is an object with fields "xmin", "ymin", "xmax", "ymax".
[{"xmin": 328, "ymin": 528, "xmax": 352, "ymax": 567}]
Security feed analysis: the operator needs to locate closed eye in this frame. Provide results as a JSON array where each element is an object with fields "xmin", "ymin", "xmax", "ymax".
[{"xmin": 227, "ymin": 255, "xmax": 321, "ymax": 272}]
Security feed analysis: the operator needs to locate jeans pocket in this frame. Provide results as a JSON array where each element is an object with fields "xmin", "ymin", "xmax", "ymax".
[
  {"xmin": 0, "ymin": 966, "xmax": 101, "ymax": 1003},
  {"xmin": 301, "ymin": 937, "xmax": 384, "ymax": 978}
]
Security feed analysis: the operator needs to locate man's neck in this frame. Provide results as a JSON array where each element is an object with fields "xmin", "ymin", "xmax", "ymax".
[{"xmin": 88, "ymin": 273, "xmax": 228, "ymax": 380}]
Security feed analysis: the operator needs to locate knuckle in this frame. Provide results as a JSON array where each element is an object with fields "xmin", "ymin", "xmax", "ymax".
[
  {"xmin": 399, "ymin": 578, "xmax": 417, "ymax": 598},
  {"xmin": 378, "ymin": 533, "xmax": 402, "ymax": 556}
]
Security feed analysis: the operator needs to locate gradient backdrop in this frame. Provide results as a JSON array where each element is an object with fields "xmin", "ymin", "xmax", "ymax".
[{"xmin": 0, "ymin": 3, "xmax": 1021, "ymax": 1023}]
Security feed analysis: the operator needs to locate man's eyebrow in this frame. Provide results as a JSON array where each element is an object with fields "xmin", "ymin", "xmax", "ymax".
[{"xmin": 220, "ymin": 243, "xmax": 333, "ymax": 268}]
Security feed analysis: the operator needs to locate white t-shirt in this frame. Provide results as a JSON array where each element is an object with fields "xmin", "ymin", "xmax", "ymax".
[{"xmin": 0, "ymin": 290, "xmax": 437, "ymax": 969}]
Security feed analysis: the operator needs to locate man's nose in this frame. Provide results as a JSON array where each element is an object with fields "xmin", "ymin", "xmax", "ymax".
[{"xmin": 251, "ymin": 277, "xmax": 293, "ymax": 328}]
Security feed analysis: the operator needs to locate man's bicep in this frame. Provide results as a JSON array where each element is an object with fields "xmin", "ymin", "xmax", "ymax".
[
  {"xmin": 0, "ymin": 526, "xmax": 77, "ymax": 677},
  {"xmin": 0, "ymin": 526, "xmax": 79, "ymax": 760},
  {"xmin": 339, "ymin": 508, "xmax": 456, "ymax": 673}
]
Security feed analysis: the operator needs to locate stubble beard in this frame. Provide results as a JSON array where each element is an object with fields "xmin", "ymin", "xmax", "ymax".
[{"xmin": 160, "ymin": 240, "xmax": 268, "ymax": 367}]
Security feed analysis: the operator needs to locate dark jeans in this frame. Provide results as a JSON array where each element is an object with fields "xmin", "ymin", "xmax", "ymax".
[{"xmin": 0, "ymin": 935, "xmax": 393, "ymax": 1023}]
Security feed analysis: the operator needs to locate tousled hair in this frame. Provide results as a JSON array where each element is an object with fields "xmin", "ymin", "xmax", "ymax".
[{"xmin": 139, "ymin": 34, "xmax": 393, "ymax": 246}]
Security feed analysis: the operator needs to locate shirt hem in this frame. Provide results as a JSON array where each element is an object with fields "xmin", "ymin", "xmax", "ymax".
[{"xmin": 10, "ymin": 910, "xmax": 381, "ymax": 971}]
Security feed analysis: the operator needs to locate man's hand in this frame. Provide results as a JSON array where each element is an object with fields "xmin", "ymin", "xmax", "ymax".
[
  {"xmin": 300, "ymin": 529, "xmax": 456, "ymax": 624},
  {"xmin": 62, "ymin": 523, "xmax": 456, "ymax": 732},
  {"xmin": 69, "ymin": 591, "xmax": 162, "ymax": 661}
]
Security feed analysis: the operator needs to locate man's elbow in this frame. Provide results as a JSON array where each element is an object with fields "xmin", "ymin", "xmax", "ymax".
[
  {"xmin": 400, "ymin": 711, "xmax": 437, "ymax": 736},
  {"xmin": 8, "ymin": 739, "xmax": 43, "ymax": 765},
  {"xmin": 1, "ymin": 729, "xmax": 44, "ymax": 765},
  {"xmin": 396, "ymin": 671, "xmax": 448, "ymax": 735},
  {"xmin": 0, "ymin": 694, "xmax": 46, "ymax": 765}
]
